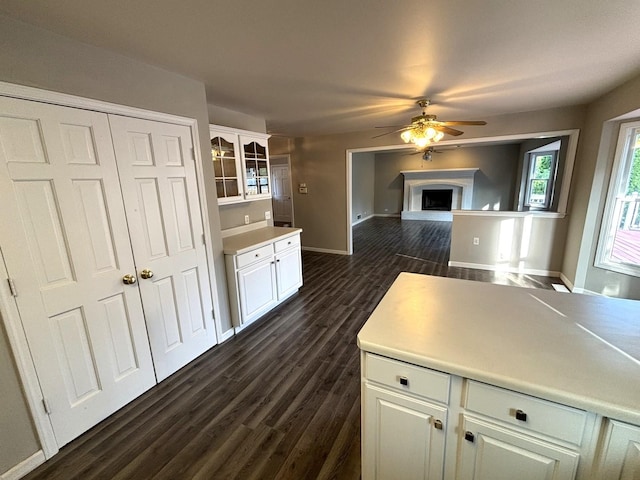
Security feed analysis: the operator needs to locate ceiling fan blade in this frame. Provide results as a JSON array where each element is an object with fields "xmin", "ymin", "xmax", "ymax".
[
  {"xmin": 435, "ymin": 125, "xmax": 464, "ymax": 136},
  {"xmin": 374, "ymin": 125, "xmax": 411, "ymax": 129},
  {"xmin": 371, "ymin": 126, "xmax": 411, "ymax": 139},
  {"xmin": 439, "ymin": 120, "xmax": 487, "ymax": 126}
]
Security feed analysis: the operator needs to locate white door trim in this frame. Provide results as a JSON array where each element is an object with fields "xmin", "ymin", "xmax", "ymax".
[{"xmin": 0, "ymin": 80, "xmax": 223, "ymax": 463}]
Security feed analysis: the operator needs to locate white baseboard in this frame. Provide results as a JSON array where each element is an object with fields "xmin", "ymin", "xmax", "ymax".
[
  {"xmin": 571, "ymin": 288, "xmax": 601, "ymax": 296},
  {"xmin": 217, "ymin": 327, "xmax": 236, "ymax": 343},
  {"xmin": 1, "ymin": 451, "xmax": 45, "ymax": 480},
  {"xmin": 351, "ymin": 214, "xmax": 374, "ymax": 226},
  {"xmin": 302, "ymin": 246, "xmax": 349, "ymax": 255},
  {"xmin": 559, "ymin": 272, "xmax": 575, "ymax": 292},
  {"xmin": 402, "ymin": 211, "xmax": 453, "ymax": 221},
  {"xmin": 448, "ymin": 260, "xmax": 561, "ymax": 278},
  {"xmin": 374, "ymin": 213, "xmax": 401, "ymax": 218}
]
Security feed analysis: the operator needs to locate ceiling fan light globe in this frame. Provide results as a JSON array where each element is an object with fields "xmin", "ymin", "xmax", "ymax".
[
  {"xmin": 415, "ymin": 137, "xmax": 430, "ymax": 148},
  {"xmin": 434, "ymin": 131, "xmax": 445, "ymax": 141},
  {"xmin": 400, "ymin": 130, "xmax": 412, "ymax": 143},
  {"xmin": 426, "ymin": 126, "xmax": 437, "ymax": 139}
]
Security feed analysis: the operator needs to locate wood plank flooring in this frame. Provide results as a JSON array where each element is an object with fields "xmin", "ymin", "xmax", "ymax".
[{"xmin": 24, "ymin": 217, "xmax": 561, "ymax": 480}]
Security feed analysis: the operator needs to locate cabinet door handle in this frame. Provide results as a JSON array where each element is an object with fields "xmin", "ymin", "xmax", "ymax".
[
  {"xmin": 433, "ymin": 419, "xmax": 443, "ymax": 430},
  {"xmin": 464, "ymin": 431, "xmax": 475, "ymax": 443},
  {"xmin": 515, "ymin": 409, "xmax": 528, "ymax": 422},
  {"xmin": 398, "ymin": 376, "xmax": 409, "ymax": 386}
]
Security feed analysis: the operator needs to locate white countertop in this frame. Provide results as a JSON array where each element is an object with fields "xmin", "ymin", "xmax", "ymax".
[
  {"xmin": 222, "ymin": 226, "xmax": 302, "ymax": 255},
  {"xmin": 357, "ymin": 273, "xmax": 640, "ymax": 424}
]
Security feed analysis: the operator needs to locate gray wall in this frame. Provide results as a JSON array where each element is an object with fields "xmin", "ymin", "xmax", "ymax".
[
  {"xmin": 352, "ymin": 152, "xmax": 376, "ymax": 223},
  {"xmin": 564, "ymin": 74, "xmax": 640, "ymax": 299},
  {"xmin": 373, "ymin": 144, "xmax": 521, "ymax": 214},
  {"xmin": 0, "ymin": 316, "xmax": 38, "ymax": 474},
  {"xmin": 450, "ymin": 214, "xmax": 568, "ymax": 273},
  {"xmin": 219, "ymin": 198, "xmax": 274, "ymax": 230}
]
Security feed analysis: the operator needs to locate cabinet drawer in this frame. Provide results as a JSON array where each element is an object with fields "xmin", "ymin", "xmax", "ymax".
[
  {"xmin": 365, "ymin": 354, "xmax": 450, "ymax": 404},
  {"xmin": 236, "ymin": 244, "xmax": 274, "ymax": 269},
  {"xmin": 274, "ymin": 234, "xmax": 300, "ymax": 253},
  {"xmin": 464, "ymin": 380, "xmax": 588, "ymax": 445}
]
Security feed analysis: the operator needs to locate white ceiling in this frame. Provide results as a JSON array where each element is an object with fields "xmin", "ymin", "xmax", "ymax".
[{"xmin": 2, "ymin": 0, "xmax": 640, "ymax": 137}]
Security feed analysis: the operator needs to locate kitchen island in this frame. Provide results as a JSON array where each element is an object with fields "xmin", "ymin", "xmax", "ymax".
[{"xmin": 357, "ymin": 273, "xmax": 640, "ymax": 479}]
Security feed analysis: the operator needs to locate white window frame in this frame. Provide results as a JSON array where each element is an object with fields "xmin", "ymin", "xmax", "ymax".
[
  {"xmin": 525, "ymin": 150, "xmax": 558, "ymax": 210},
  {"xmin": 595, "ymin": 119, "xmax": 640, "ymax": 277}
]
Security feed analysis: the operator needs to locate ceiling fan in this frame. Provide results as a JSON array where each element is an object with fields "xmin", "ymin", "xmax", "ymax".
[
  {"xmin": 374, "ymin": 99, "xmax": 487, "ymax": 147},
  {"xmin": 412, "ymin": 146, "xmax": 443, "ymax": 161}
]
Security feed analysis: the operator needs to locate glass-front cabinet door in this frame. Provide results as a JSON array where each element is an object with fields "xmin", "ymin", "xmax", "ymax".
[
  {"xmin": 210, "ymin": 127, "xmax": 243, "ymax": 204},
  {"xmin": 240, "ymin": 134, "xmax": 271, "ymax": 200}
]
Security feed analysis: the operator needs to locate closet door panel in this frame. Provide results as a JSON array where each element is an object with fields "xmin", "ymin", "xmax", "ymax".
[{"xmin": 109, "ymin": 115, "xmax": 216, "ymax": 381}]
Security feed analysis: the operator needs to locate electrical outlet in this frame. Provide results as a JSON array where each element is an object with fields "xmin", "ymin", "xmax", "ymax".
[
  {"xmin": 265, "ymin": 211, "xmax": 271, "ymax": 220},
  {"xmin": 244, "ymin": 215, "xmax": 250, "ymax": 225},
  {"xmin": 473, "ymin": 237, "xmax": 480, "ymax": 245}
]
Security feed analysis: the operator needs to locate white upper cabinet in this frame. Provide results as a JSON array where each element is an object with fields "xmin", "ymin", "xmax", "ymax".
[{"xmin": 209, "ymin": 125, "xmax": 271, "ymax": 204}]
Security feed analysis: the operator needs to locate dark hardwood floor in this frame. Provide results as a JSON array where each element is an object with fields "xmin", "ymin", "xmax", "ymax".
[{"xmin": 25, "ymin": 217, "xmax": 561, "ymax": 480}]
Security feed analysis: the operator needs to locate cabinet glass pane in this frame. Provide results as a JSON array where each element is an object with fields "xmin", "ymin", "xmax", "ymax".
[
  {"xmin": 215, "ymin": 179, "xmax": 224, "ymax": 198},
  {"xmin": 222, "ymin": 157, "xmax": 237, "ymax": 177},
  {"xmin": 224, "ymin": 180, "xmax": 239, "ymax": 197},
  {"xmin": 257, "ymin": 160, "xmax": 269, "ymax": 194},
  {"xmin": 255, "ymin": 143, "xmax": 266, "ymax": 159},
  {"xmin": 212, "ymin": 135, "xmax": 239, "ymax": 199},
  {"xmin": 213, "ymin": 157, "xmax": 223, "ymax": 177},
  {"xmin": 243, "ymin": 141, "xmax": 267, "ymax": 158}
]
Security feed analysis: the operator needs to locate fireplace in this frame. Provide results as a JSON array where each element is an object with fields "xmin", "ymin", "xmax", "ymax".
[
  {"xmin": 422, "ymin": 189, "xmax": 453, "ymax": 211},
  {"xmin": 401, "ymin": 168, "xmax": 478, "ymax": 221}
]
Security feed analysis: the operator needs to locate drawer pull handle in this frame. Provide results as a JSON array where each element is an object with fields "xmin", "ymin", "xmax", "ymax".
[
  {"xmin": 464, "ymin": 431, "xmax": 475, "ymax": 443},
  {"xmin": 515, "ymin": 409, "xmax": 528, "ymax": 422},
  {"xmin": 255, "ymin": 253, "xmax": 260, "ymax": 257},
  {"xmin": 433, "ymin": 419, "xmax": 443, "ymax": 430},
  {"xmin": 398, "ymin": 376, "xmax": 409, "ymax": 387},
  {"xmin": 288, "ymin": 241, "xmax": 291, "ymax": 245}
]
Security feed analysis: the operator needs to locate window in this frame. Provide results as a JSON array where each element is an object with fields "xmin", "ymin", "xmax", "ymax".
[
  {"xmin": 596, "ymin": 120, "xmax": 640, "ymax": 277},
  {"xmin": 525, "ymin": 151, "xmax": 558, "ymax": 209}
]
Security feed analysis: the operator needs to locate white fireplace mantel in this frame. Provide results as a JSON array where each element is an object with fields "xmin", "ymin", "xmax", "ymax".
[{"xmin": 401, "ymin": 168, "xmax": 478, "ymax": 221}]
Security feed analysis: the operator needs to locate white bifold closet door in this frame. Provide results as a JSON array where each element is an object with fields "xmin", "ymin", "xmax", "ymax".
[
  {"xmin": 108, "ymin": 115, "xmax": 215, "ymax": 382},
  {"xmin": 0, "ymin": 96, "xmax": 215, "ymax": 447}
]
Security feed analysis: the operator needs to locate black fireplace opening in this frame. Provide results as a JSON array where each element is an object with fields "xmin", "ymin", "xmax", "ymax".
[{"xmin": 422, "ymin": 189, "xmax": 453, "ymax": 211}]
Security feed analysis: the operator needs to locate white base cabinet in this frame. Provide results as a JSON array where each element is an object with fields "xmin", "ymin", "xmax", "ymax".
[
  {"xmin": 457, "ymin": 416, "xmax": 579, "ymax": 480},
  {"xmin": 360, "ymin": 353, "xmax": 640, "ymax": 480},
  {"xmin": 595, "ymin": 420, "xmax": 640, "ymax": 479},
  {"xmin": 237, "ymin": 257, "xmax": 278, "ymax": 322},
  {"xmin": 363, "ymin": 384, "xmax": 447, "ymax": 480},
  {"xmin": 225, "ymin": 231, "xmax": 302, "ymax": 327}
]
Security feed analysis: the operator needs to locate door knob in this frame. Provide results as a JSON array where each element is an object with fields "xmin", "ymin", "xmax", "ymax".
[
  {"xmin": 122, "ymin": 274, "xmax": 137, "ymax": 285},
  {"xmin": 140, "ymin": 269, "xmax": 154, "ymax": 279}
]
